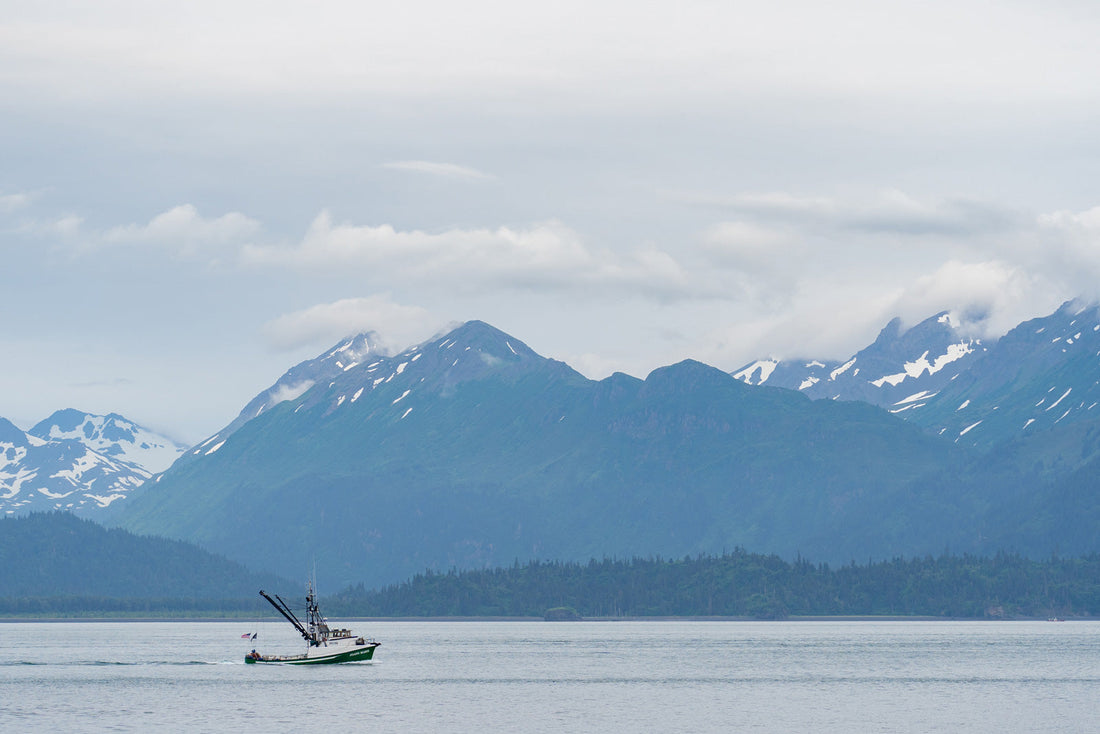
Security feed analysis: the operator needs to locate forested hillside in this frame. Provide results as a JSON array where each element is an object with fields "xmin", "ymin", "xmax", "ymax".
[
  {"xmin": 327, "ymin": 552, "xmax": 1100, "ymax": 620},
  {"xmin": 0, "ymin": 513, "xmax": 290, "ymax": 615}
]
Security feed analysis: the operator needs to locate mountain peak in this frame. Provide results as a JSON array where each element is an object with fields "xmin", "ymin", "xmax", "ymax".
[
  {"xmin": 216, "ymin": 331, "xmax": 387, "ymax": 439},
  {"xmin": 437, "ymin": 320, "xmax": 540, "ymax": 360},
  {"xmin": 871, "ymin": 316, "xmax": 905, "ymax": 346},
  {"xmin": 28, "ymin": 409, "xmax": 185, "ymax": 473},
  {"xmin": 733, "ymin": 308, "xmax": 985, "ymax": 408},
  {"xmin": 1, "ymin": 411, "xmax": 159, "ymax": 515},
  {"xmin": 0, "ymin": 416, "xmax": 28, "ymax": 445}
]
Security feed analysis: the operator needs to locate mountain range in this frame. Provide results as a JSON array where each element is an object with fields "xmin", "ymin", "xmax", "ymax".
[
  {"xmin": 733, "ymin": 301, "xmax": 1100, "ymax": 458},
  {"xmin": 0, "ymin": 411, "xmax": 185, "ymax": 515},
  {"xmin": 109, "ymin": 301, "xmax": 1100, "ymax": 588},
  {"xmin": 9, "ymin": 300, "xmax": 1100, "ymax": 592},
  {"xmin": 118, "ymin": 322, "xmax": 963, "ymax": 587},
  {"xmin": 733, "ymin": 311, "xmax": 986, "ymax": 410}
]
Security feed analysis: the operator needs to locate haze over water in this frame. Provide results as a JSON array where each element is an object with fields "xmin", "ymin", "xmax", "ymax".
[{"xmin": 2, "ymin": 620, "xmax": 1096, "ymax": 732}]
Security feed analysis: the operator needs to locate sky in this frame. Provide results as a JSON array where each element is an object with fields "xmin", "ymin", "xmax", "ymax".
[{"xmin": 3, "ymin": 0, "xmax": 1100, "ymax": 444}]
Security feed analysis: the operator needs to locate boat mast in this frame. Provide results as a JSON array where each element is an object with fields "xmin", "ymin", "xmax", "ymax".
[{"xmin": 305, "ymin": 580, "xmax": 330, "ymax": 643}]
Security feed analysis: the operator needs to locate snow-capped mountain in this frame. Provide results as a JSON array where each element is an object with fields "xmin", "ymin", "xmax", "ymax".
[
  {"xmin": 0, "ymin": 416, "xmax": 152, "ymax": 514},
  {"xmin": 900, "ymin": 301, "xmax": 1100, "ymax": 450},
  {"xmin": 116, "ymin": 316, "xmax": 1100, "ymax": 586},
  {"xmin": 182, "ymin": 324, "xmax": 541, "ymax": 462},
  {"xmin": 29, "ymin": 409, "xmax": 185, "ymax": 473},
  {"xmin": 0, "ymin": 410, "xmax": 186, "ymax": 515},
  {"xmin": 734, "ymin": 311, "xmax": 986, "ymax": 409},
  {"xmin": 214, "ymin": 331, "xmax": 386, "ymax": 442},
  {"xmin": 120, "ymin": 320, "xmax": 961, "ymax": 586},
  {"xmin": 734, "ymin": 299, "xmax": 1100, "ymax": 452}
]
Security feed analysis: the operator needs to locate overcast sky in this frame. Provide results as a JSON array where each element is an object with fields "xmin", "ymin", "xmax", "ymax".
[{"xmin": 3, "ymin": 0, "xmax": 1100, "ymax": 444}]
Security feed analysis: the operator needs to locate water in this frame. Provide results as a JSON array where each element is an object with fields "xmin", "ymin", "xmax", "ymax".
[{"xmin": 1, "ymin": 620, "xmax": 1098, "ymax": 732}]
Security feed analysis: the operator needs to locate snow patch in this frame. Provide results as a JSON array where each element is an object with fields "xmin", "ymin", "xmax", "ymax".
[
  {"xmin": 830, "ymin": 358, "xmax": 856, "ymax": 381},
  {"xmin": 895, "ymin": 390, "xmax": 936, "ymax": 406},
  {"xmin": 959, "ymin": 421, "xmax": 982, "ymax": 437},
  {"xmin": 1045, "ymin": 388, "xmax": 1072, "ymax": 412},
  {"xmin": 734, "ymin": 360, "xmax": 778, "ymax": 385},
  {"xmin": 957, "ymin": 399, "xmax": 970, "ymax": 411},
  {"xmin": 871, "ymin": 342, "xmax": 976, "ymax": 388},
  {"xmin": 799, "ymin": 376, "xmax": 820, "ymax": 390},
  {"xmin": 37, "ymin": 487, "xmax": 76, "ymax": 499},
  {"xmin": 205, "ymin": 440, "xmax": 226, "ymax": 455},
  {"xmin": 392, "ymin": 389, "xmax": 411, "ymax": 405},
  {"xmin": 86, "ymin": 493, "xmax": 127, "ymax": 508}
]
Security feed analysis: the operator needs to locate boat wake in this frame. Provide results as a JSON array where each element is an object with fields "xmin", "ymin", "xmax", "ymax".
[{"xmin": 1, "ymin": 660, "xmax": 232, "ymax": 667}]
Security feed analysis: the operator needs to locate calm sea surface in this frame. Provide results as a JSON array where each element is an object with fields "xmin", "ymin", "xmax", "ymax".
[{"xmin": 1, "ymin": 619, "xmax": 1097, "ymax": 733}]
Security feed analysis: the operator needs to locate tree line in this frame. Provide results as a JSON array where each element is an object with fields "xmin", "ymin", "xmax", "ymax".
[
  {"xmin": 326, "ymin": 550, "xmax": 1100, "ymax": 619},
  {"xmin": 0, "ymin": 596, "xmax": 265, "ymax": 617}
]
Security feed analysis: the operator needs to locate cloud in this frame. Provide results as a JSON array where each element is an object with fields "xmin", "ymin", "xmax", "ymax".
[
  {"xmin": 103, "ymin": 205, "xmax": 260, "ymax": 255},
  {"xmin": 269, "ymin": 380, "xmax": 315, "ymax": 405},
  {"xmin": 0, "ymin": 192, "xmax": 33, "ymax": 214},
  {"xmin": 888, "ymin": 260, "xmax": 1058, "ymax": 338},
  {"xmin": 1036, "ymin": 205, "xmax": 1100, "ymax": 298},
  {"xmin": 669, "ymin": 188, "xmax": 1100, "ymax": 367},
  {"xmin": 7, "ymin": 0, "xmax": 1100, "ymax": 117},
  {"xmin": 262, "ymin": 295, "xmax": 436, "ymax": 352},
  {"xmin": 381, "ymin": 160, "xmax": 494, "ymax": 181},
  {"xmin": 846, "ymin": 192, "xmax": 1019, "ymax": 238},
  {"xmin": 18, "ymin": 214, "xmax": 84, "ymax": 239},
  {"xmin": 243, "ymin": 211, "xmax": 692, "ymax": 299},
  {"xmin": 682, "ymin": 189, "xmax": 1019, "ymax": 239},
  {"xmin": 701, "ymin": 221, "xmax": 803, "ymax": 271}
]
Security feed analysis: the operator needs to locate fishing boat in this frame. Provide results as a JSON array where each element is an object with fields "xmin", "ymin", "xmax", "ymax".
[{"xmin": 245, "ymin": 583, "xmax": 380, "ymax": 665}]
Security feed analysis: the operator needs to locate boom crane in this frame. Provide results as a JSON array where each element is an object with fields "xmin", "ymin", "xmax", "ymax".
[{"xmin": 259, "ymin": 589, "xmax": 312, "ymax": 643}]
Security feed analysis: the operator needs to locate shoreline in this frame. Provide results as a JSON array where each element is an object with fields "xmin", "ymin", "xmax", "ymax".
[{"xmin": 0, "ymin": 614, "xmax": 1089, "ymax": 623}]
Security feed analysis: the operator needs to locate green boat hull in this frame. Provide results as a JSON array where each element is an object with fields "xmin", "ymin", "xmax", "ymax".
[{"xmin": 245, "ymin": 642, "xmax": 379, "ymax": 665}]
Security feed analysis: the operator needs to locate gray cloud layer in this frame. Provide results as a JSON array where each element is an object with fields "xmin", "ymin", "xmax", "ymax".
[{"xmin": 3, "ymin": 0, "xmax": 1100, "ymax": 441}]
